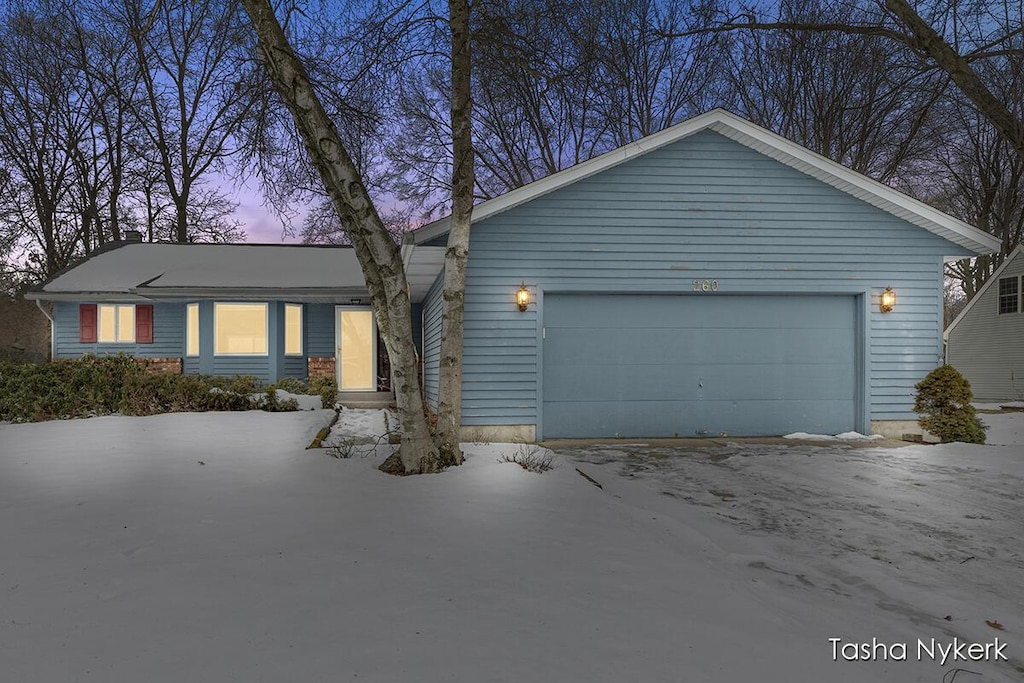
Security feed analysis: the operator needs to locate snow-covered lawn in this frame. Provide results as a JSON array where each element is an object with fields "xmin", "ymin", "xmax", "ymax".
[{"xmin": 1, "ymin": 410, "xmax": 1021, "ymax": 682}]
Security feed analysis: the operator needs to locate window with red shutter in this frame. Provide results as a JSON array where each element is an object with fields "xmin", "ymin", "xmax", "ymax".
[
  {"xmin": 79, "ymin": 304, "xmax": 97, "ymax": 343},
  {"xmin": 136, "ymin": 305, "xmax": 154, "ymax": 344}
]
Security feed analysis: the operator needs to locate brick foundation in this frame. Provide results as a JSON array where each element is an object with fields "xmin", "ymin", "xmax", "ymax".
[
  {"xmin": 308, "ymin": 357, "xmax": 335, "ymax": 380},
  {"xmin": 137, "ymin": 357, "xmax": 182, "ymax": 374}
]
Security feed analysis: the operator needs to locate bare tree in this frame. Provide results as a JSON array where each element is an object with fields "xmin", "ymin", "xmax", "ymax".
[
  {"xmin": 720, "ymin": 0, "xmax": 945, "ymax": 186},
  {"xmin": 122, "ymin": 0, "xmax": 255, "ymax": 243},
  {"xmin": 240, "ymin": 0, "xmax": 444, "ymax": 473},
  {"xmin": 664, "ymin": 0, "xmax": 1024, "ymax": 162},
  {"xmin": 0, "ymin": 3, "xmax": 92, "ymax": 276},
  {"xmin": 939, "ymin": 108, "xmax": 1024, "ymax": 299},
  {"xmin": 596, "ymin": 0, "xmax": 726, "ymax": 146}
]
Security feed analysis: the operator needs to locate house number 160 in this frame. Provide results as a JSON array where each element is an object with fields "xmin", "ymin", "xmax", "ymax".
[{"xmin": 692, "ymin": 279, "xmax": 719, "ymax": 292}]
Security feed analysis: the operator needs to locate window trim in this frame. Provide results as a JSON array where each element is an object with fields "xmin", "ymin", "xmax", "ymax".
[
  {"xmin": 213, "ymin": 302, "xmax": 269, "ymax": 356},
  {"xmin": 284, "ymin": 303, "xmax": 303, "ymax": 356},
  {"xmin": 97, "ymin": 304, "xmax": 135, "ymax": 344},
  {"xmin": 186, "ymin": 303, "xmax": 200, "ymax": 357},
  {"xmin": 997, "ymin": 276, "xmax": 1020, "ymax": 315}
]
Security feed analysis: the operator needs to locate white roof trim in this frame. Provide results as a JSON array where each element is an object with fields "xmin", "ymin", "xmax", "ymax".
[
  {"xmin": 944, "ymin": 245, "xmax": 1024, "ymax": 340},
  {"xmin": 411, "ymin": 108, "xmax": 1000, "ymax": 255}
]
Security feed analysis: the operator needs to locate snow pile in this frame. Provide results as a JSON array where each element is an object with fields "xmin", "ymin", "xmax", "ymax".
[
  {"xmin": 270, "ymin": 389, "xmax": 323, "ymax": 411},
  {"xmin": 784, "ymin": 431, "xmax": 884, "ymax": 441}
]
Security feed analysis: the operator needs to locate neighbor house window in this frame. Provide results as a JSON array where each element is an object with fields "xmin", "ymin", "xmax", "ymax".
[
  {"xmin": 284, "ymin": 304, "xmax": 302, "ymax": 355},
  {"xmin": 99, "ymin": 304, "xmax": 135, "ymax": 343},
  {"xmin": 186, "ymin": 303, "xmax": 199, "ymax": 356},
  {"xmin": 998, "ymin": 276, "xmax": 1019, "ymax": 315},
  {"xmin": 214, "ymin": 303, "xmax": 268, "ymax": 355}
]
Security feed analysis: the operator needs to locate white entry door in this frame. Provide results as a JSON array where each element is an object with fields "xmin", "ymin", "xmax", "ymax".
[{"xmin": 336, "ymin": 307, "xmax": 377, "ymax": 391}]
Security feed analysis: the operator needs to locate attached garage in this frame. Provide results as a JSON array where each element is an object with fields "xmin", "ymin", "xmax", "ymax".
[
  {"xmin": 409, "ymin": 109, "xmax": 1000, "ymax": 442},
  {"xmin": 541, "ymin": 293, "xmax": 858, "ymax": 439}
]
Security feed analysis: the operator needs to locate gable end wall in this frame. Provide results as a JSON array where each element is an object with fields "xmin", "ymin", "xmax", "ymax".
[
  {"xmin": 947, "ymin": 252, "xmax": 1024, "ymax": 401},
  {"xmin": 425, "ymin": 130, "xmax": 970, "ymax": 434}
]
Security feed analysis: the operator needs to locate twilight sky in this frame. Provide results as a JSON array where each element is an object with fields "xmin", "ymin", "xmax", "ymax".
[{"xmin": 222, "ymin": 172, "xmax": 303, "ymax": 244}]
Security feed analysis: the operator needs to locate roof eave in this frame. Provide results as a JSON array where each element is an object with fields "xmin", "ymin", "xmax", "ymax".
[
  {"xmin": 24, "ymin": 291, "xmax": 151, "ymax": 302},
  {"xmin": 132, "ymin": 286, "xmax": 370, "ymax": 300}
]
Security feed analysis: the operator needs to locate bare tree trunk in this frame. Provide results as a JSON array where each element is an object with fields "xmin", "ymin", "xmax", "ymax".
[
  {"xmin": 240, "ymin": 0, "xmax": 441, "ymax": 473},
  {"xmin": 434, "ymin": 0, "xmax": 475, "ymax": 465}
]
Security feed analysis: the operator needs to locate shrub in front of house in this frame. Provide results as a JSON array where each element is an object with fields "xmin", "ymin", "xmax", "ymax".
[
  {"xmin": 0, "ymin": 354, "xmax": 330, "ymax": 422},
  {"xmin": 0, "ymin": 354, "xmax": 138, "ymax": 421},
  {"xmin": 307, "ymin": 375, "xmax": 338, "ymax": 409},
  {"xmin": 913, "ymin": 364, "xmax": 987, "ymax": 444}
]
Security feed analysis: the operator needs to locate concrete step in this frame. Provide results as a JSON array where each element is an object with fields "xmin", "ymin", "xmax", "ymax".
[{"xmin": 336, "ymin": 391, "xmax": 396, "ymax": 409}]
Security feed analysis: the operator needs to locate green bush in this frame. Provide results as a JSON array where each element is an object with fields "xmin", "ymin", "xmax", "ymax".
[
  {"xmin": 914, "ymin": 364, "xmax": 987, "ymax": 444},
  {"xmin": 0, "ymin": 354, "xmax": 140, "ymax": 421},
  {"xmin": 0, "ymin": 355, "xmax": 323, "ymax": 422},
  {"xmin": 308, "ymin": 376, "xmax": 338, "ymax": 409}
]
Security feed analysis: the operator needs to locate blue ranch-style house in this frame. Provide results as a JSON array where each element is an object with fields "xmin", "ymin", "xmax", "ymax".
[
  {"xmin": 24, "ymin": 241, "xmax": 441, "ymax": 403},
  {"xmin": 28, "ymin": 109, "xmax": 1000, "ymax": 440}
]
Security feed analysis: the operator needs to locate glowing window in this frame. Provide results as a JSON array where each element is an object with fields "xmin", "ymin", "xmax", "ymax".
[
  {"xmin": 285, "ymin": 304, "xmax": 302, "ymax": 355},
  {"xmin": 98, "ymin": 304, "xmax": 135, "ymax": 343},
  {"xmin": 186, "ymin": 304, "xmax": 199, "ymax": 356},
  {"xmin": 214, "ymin": 303, "xmax": 268, "ymax": 355}
]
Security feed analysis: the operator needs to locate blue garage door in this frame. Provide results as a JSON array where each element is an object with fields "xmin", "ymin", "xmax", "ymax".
[{"xmin": 542, "ymin": 294, "xmax": 857, "ymax": 438}]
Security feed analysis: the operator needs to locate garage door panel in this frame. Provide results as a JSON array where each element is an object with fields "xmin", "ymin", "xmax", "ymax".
[
  {"xmin": 698, "ymin": 363, "xmax": 853, "ymax": 401},
  {"xmin": 544, "ymin": 363, "xmax": 703, "ymax": 401},
  {"xmin": 698, "ymin": 328, "xmax": 853, "ymax": 363},
  {"xmin": 542, "ymin": 294, "xmax": 857, "ymax": 438},
  {"xmin": 700, "ymin": 399, "xmax": 855, "ymax": 436},
  {"xmin": 544, "ymin": 400, "xmax": 703, "ymax": 438},
  {"xmin": 545, "ymin": 328, "xmax": 703, "ymax": 366}
]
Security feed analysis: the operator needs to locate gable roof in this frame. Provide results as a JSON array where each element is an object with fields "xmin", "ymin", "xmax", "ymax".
[
  {"xmin": 25, "ymin": 243, "xmax": 370, "ymax": 302},
  {"xmin": 944, "ymin": 244, "xmax": 1024, "ymax": 340},
  {"xmin": 409, "ymin": 108, "xmax": 1000, "ymax": 255}
]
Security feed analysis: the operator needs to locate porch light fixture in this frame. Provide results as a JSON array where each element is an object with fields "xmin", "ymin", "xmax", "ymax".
[
  {"xmin": 880, "ymin": 286, "xmax": 897, "ymax": 313},
  {"xmin": 516, "ymin": 282, "xmax": 531, "ymax": 312}
]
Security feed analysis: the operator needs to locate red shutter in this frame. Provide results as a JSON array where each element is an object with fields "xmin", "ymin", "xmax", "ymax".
[
  {"xmin": 79, "ymin": 304, "xmax": 97, "ymax": 343},
  {"xmin": 136, "ymin": 305, "xmax": 154, "ymax": 344}
]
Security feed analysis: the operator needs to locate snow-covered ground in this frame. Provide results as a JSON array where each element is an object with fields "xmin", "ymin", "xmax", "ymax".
[{"xmin": 0, "ymin": 409, "xmax": 1021, "ymax": 682}]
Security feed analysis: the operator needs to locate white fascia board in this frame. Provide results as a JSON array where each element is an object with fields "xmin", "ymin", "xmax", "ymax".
[
  {"xmin": 411, "ymin": 108, "xmax": 1001, "ymax": 256},
  {"xmin": 944, "ymin": 245, "xmax": 1024, "ymax": 339}
]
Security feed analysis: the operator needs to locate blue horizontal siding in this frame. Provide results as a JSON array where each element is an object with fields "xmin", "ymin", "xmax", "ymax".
[
  {"xmin": 211, "ymin": 356, "xmax": 271, "ymax": 384},
  {"xmin": 422, "ymin": 272, "xmax": 444, "ymax": 410},
  {"xmin": 306, "ymin": 304, "xmax": 334, "ymax": 357},
  {"xmin": 282, "ymin": 357, "xmax": 306, "ymax": 379},
  {"xmin": 437, "ymin": 129, "xmax": 971, "ymax": 428},
  {"xmin": 54, "ymin": 301, "xmax": 183, "ymax": 358},
  {"xmin": 55, "ymin": 300, "xmax": 318, "ymax": 385}
]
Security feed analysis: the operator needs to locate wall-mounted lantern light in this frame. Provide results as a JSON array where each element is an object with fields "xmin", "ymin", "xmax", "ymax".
[
  {"xmin": 516, "ymin": 282, "xmax": 531, "ymax": 312},
  {"xmin": 880, "ymin": 286, "xmax": 897, "ymax": 313}
]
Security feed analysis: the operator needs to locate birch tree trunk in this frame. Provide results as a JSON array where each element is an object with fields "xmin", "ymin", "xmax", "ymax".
[
  {"xmin": 434, "ymin": 0, "xmax": 475, "ymax": 465},
  {"xmin": 240, "ymin": 0, "xmax": 441, "ymax": 473}
]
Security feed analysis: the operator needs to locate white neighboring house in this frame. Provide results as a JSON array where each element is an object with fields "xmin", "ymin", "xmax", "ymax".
[{"xmin": 945, "ymin": 245, "xmax": 1024, "ymax": 401}]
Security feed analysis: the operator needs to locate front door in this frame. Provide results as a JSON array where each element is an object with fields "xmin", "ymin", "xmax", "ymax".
[{"xmin": 335, "ymin": 307, "xmax": 377, "ymax": 391}]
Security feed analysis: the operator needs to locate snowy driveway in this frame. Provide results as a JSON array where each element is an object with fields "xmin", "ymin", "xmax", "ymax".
[
  {"xmin": 553, "ymin": 429, "xmax": 1024, "ymax": 676},
  {"xmin": 559, "ymin": 439, "xmax": 1023, "ymax": 580}
]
